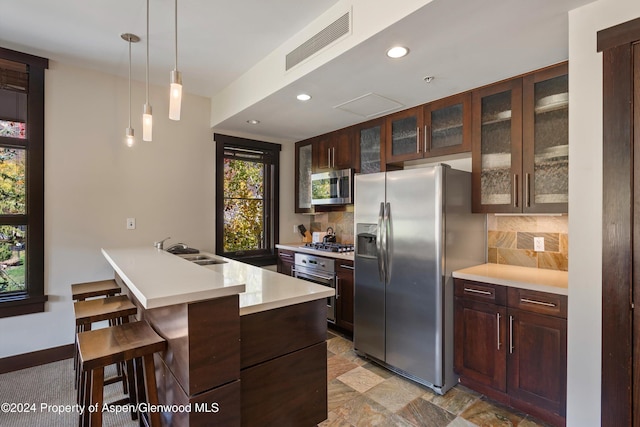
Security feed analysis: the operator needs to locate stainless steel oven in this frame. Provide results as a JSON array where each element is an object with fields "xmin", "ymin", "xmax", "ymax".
[{"xmin": 292, "ymin": 253, "xmax": 336, "ymax": 323}]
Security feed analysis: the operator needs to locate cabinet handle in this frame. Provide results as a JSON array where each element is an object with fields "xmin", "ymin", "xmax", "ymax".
[
  {"xmin": 424, "ymin": 125, "xmax": 429, "ymax": 153},
  {"xmin": 497, "ymin": 312, "xmax": 501, "ymax": 350},
  {"xmin": 520, "ymin": 297, "xmax": 556, "ymax": 307},
  {"xmin": 280, "ymin": 253, "xmax": 293, "ymax": 259},
  {"xmin": 513, "ymin": 174, "xmax": 518, "ymax": 208},
  {"xmin": 464, "ymin": 287, "xmax": 492, "ymax": 296},
  {"xmin": 509, "ymin": 315, "xmax": 514, "ymax": 354},
  {"xmin": 336, "ymin": 276, "xmax": 340, "ymax": 300},
  {"xmin": 416, "ymin": 127, "xmax": 420, "ymax": 153},
  {"xmin": 525, "ymin": 173, "xmax": 531, "ymax": 208},
  {"xmin": 327, "ymin": 148, "xmax": 331, "ymax": 169},
  {"xmin": 339, "ymin": 264, "xmax": 354, "ymax": 270}
]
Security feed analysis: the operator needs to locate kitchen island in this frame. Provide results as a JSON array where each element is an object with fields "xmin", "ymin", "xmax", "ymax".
[{"xmin": 102, "ymin": 247, "xmax": 334, "ymax": 427}]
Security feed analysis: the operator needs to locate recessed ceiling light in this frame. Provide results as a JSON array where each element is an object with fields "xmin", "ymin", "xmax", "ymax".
[
  {"xmin": 246, "ymin": 119, "xmax": 260, "ymax": 125},
  {"xmin": 386, "ymin": 46, "xmax": 409, "ymax": 59},
  {"xmin": 297, "ymin": 94, "xmax": 312, "ymax": 101}
]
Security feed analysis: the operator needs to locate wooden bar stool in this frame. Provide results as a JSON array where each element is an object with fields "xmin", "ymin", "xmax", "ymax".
[
  {"xmin": 77, "ymin": 321, "xmax": 166, "ymax": 427},
  {"xmin": 74, "ymin": 295, "xmax": 137, "ymax": 402},
  {"xmin": 72, "ymin": 279, "xmax": 121, "ymax": 301}
]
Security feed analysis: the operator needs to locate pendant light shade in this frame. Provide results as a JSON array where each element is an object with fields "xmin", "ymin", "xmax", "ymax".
[
  {"xmin": 143, "ymin": 0, "xmax": 153, "ymax": 141},
  {"xmin": 169, "ymin": 0, "xmax": 182, "ymax": 121},
  {"xmin": 121, "ymin": 33, "xmax": 140, "ymax": 148}
]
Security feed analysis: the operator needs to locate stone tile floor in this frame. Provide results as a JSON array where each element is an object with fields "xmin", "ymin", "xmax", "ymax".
[{"xmin": 322, "ymin": 329, "xmax": 553, "ymax": 427}]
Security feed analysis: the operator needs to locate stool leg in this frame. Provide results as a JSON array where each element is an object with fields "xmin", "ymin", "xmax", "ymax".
[
  {"xmin": 89, "ymin": 367, "xmax": 104, "ymax": 427},
  {"xmin": 143, "ymin": 354, "xmax": 161, "ymax": 427},
  {"xmin": 125, "ymin": 359, "xmax": 138, "ymax": 421}
]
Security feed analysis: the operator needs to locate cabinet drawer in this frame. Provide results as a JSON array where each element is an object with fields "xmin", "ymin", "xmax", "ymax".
[
  {"xmin": 277, "ymin": 249, "xmax": 295, "ymax": 261},
  {"xmin": 454, "ymin": 279, "xmax": 507, "ymax": 305},
  {"xmin": 507, "ymin": 288, "xmax": 567, "ymax": 318}
]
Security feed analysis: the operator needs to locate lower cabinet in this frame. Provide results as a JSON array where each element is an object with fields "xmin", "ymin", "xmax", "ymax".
[
  {"xmin": 454, "ymin": 279, "xmax": 567, "ymax": 427},
  {"xmin": 276, "ymin": 249, "xmax": 294, "ymax": 276},
  {"xmin": 335, "ymin": 260, "xmax": 354, "ymax": 333}
]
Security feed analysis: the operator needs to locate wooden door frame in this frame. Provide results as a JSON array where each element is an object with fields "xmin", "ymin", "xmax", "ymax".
[{"xmin": 598, "ymin": 16, "xmax": 640, "ymax": 427}]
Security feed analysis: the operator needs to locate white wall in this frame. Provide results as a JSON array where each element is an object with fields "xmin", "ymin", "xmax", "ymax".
[
  {"xmin": 0, "ymin": 61, "xmax": 215, "ymax": 358},
  {"xmin": 567, "ymin": 0, "xmax": 640, "ymax": 425}
]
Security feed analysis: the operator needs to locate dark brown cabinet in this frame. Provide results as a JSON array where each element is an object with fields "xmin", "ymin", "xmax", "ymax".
[
  {"xmin": 335, "ymin": 260, "xmax": 354, "ymax": 333},
  {"xmin": 472, "ymin": 62, "xmax": 568, "ymax": 213},
  {"xmin": 385, "ymin": 106, "xmax": 424, "ymax": 164},
  {"xmin": 313, "ymin": 128, "xmax": 354, "ymax": 172},
  {"xmin": 425, "ymin": 92, "xmax": 472, "ymax": 157},
  {"xmin": 386, "ymin": 94, "xmax": 472, "ymax": 165},
  {"xmin": 276, "ymin": 249, "xmax": 294, "ymax": 276},
  {"xmin": 454, "ymin": 279, "xmax": 567, "ymax": 427}
]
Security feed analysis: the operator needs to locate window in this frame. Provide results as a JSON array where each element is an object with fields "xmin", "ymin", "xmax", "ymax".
[
  {"xmin": 215, "ymin": 134, "xmax": 280, "ymax": 266},
  {"xmin": 0, "ymin": 48, "xmax": 47, "ymax": 318}
]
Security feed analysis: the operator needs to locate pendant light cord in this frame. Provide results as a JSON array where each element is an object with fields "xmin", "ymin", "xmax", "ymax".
[
  {"xmin": 128, "ymin": 38, "xmax": 132, "ymax": 129},
  {"xmin": 174, "ymin": 0, "xmax": 178, "ymax": 70},
  {"xmin": 146, "ymin": 0, "xmax": 150, "ymax": 105}
]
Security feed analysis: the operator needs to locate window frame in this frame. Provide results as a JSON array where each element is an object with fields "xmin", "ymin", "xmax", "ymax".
[
  {"xmin": 215, "ymin": 134, "xmax": 280, "ymax": 266},
  {"xmin": 0, "ymin": 47, "xmax": 48, "ymax": 318}
]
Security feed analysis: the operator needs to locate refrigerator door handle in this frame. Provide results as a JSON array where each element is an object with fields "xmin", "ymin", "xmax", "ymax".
[
  {"xmin": 384, "ymin": 202, "xmax": 392, "ymax": 285},
  {"xmin": 377, "ymin": 202, "xmax": 385, "ymax": 281}
]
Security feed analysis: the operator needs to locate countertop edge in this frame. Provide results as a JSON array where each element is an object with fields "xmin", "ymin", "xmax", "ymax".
[{"xmin": 452, "ymin": 264, "xmax": 568, "ymax": 296}]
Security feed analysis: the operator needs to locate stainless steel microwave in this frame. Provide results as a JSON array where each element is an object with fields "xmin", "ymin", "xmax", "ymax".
[{"xmin": 311, "ymin": 168, "xmax": 353, "ymax": 205}]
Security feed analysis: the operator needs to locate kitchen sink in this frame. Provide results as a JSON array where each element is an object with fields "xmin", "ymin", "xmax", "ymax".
[
  {"xmin": 180, "ymin": 254, "xmax": 227, "ymax": 265},
  {"xmin": 192, "ymin": 259, "xmax": 227, "ymax": 265}
]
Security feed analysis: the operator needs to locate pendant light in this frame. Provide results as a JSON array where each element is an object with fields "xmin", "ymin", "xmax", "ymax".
[
  {"xmin": 142, "ymin": 0, "xmax": 153, "ymax": 141},
  {"xmin": 169, "ymin": 0, "xmax": 182, "ymax": 121},
  {"xmin": 121, "ymin": 33, "xmax": 140, "ymax": 148}
]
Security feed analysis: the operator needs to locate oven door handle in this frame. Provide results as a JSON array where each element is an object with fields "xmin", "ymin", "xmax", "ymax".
[{"xmin": 291, "ymin": 268, "xmax": 335, "ymax": 283}]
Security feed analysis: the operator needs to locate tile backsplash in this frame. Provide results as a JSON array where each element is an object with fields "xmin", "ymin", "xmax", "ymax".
[
  {"xmin": 487, "ymin": 214, "xmax": 568, "ymax": 271},
  {"xmin": 310, "ymin": 211, "xmax": 354, "ymax": 244}
]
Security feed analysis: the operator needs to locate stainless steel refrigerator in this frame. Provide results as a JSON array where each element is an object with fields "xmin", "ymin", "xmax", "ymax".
[{"xmin": 354, "ymin": 164, "xmax": 485, "ymax": 394}]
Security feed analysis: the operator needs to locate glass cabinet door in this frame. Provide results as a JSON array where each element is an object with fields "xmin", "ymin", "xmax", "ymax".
[
  {"xmin": 425, "ymin": 92, "xmax": 471, "ymax": 157},
  {"xmin": 386, "ymin": 107, "xmax": 423, "ymax": 163},
  {"xmin": 472, "ymin": 80, "xmax": 523, "ymax": 213},
  {"xmin": 523, "ymin": 64, "xmax": 568, "ymax": 213},
  {"xmin": 295, "ymin": 141, "xmax": 314, "ymax": 213},
  {"xmin": 358, "ymin": 122, "xmax": 383, "ymax": 174}
]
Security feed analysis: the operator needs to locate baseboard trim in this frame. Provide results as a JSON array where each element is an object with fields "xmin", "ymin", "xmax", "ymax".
[{"xmin": 0, "ymin": 344, "xmax": 74, "ymax": 374}]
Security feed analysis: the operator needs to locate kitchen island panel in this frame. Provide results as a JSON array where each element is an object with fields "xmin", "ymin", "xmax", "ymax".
[
  {"xmin": 241, "ymin": 341, "xmax": 327, "ymax": 427},
  {"xmin": 240, "ymin": 298, "xmax": 325, "ymax": 369},
  {"xmin": 155, "ymin": 357, "xmax": 241, "ymax": 427}
]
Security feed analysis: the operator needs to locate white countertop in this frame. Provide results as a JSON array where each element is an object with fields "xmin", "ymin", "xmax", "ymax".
[
  {"xmin": 452, "ymin": 263, "xmax": 568, "ymax": 296},
  {"xmin": 102, "ymin": 247, "xmax": 335, "ymax": 315},
  {"xmin": 276, "ymin": 243, "xmax": 355, "ymax": 261}
]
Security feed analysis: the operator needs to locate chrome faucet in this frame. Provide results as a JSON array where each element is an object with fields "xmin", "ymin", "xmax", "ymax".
[{"xmin": 154, "ymin": 237, "xmax": 171, "ymax": 250}]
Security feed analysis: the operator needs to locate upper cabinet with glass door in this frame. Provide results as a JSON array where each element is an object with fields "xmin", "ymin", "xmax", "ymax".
[
  {"xmin": 522, "ymin": 63, "xmax": 568, "ymax": 213},
  {"xmin": 354, "ymin": 118, "xmax": 386, "ymax": 174},
  {"xmin": 295, "ymin": 139, "xmax": 314, "ymax": 213},
  {"xmin": 386, "ymin": 94, "xmax": 472, "ymax": 165},
  {"xmin": 424, "ymin": 92, "xmax": 472, "ymax": 158},
  {"xmin": 471, "ymin": 62, "xmax": 568, "ymax": 213}
]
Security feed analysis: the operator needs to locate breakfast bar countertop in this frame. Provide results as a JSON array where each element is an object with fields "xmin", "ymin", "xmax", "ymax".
[{"xmin": 102, "ymin": 246, "xmax": 334, "ymax": 314}]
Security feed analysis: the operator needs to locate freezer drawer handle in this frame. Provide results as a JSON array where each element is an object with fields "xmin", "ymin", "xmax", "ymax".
[
  {"xmin": 520, "ymin": 297, "xmax": 556, "ymax": 307},
  {"xmin": 464, "ymin": 287, "xmax": 492, "ymax": 296}
]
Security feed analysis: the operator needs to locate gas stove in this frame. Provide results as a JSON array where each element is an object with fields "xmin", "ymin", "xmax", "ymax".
[{"xmin": 302, "ymin": 242, "xmax": 355, "ymax": 253}]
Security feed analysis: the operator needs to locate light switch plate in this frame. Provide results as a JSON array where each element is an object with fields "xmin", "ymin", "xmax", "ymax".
[
  {"xmin": 534, "ymin": 237, "xmax": 544, "ymax": 252},
  {"xmin": 126, "ymin": 218, "xmax": 136, "ymax": 230}
]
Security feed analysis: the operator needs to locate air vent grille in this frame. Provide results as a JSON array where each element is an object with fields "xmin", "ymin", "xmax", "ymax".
[{"xmin": 286, "ymin": 12, "xmax": 350, "ymax": 71}]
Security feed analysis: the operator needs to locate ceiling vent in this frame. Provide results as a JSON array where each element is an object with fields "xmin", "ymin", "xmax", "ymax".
[{"xmin": 286, "ymin": 11, "xmax": 351, "ymax": 71}]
